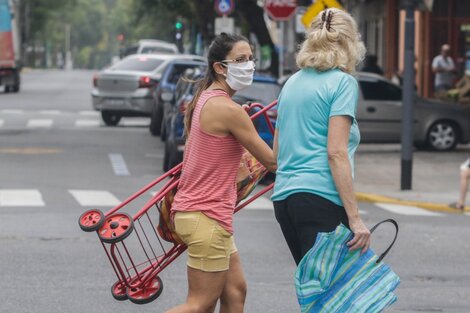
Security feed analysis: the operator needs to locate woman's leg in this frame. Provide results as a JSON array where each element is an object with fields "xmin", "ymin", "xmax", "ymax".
[
  {"xmin": 274, "ymin": 199, "xmax": 302, "ymax": 264},
  {"xmin": 166, "ymin": 267, "xmax": 227, "ymax": 313},
  {"xmin": 219, "ymin": 252, "xmax": 247, "ymax": 313},
  {"xmin": 458, "ymin": 168, "xmax": 470, "ymax": 207}
]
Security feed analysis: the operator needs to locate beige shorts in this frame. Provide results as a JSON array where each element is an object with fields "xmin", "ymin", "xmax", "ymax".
[{"xmin": 174, "ymin": 211, "xmax": 237, "ymax": 272}]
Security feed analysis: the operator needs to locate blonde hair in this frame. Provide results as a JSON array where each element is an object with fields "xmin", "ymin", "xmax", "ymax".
[{"xmin": 296, "ymin": 8, "xmax": 365, "ymax": 73}]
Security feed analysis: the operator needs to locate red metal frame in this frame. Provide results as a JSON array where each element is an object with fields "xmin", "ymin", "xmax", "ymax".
[{"xmin": 82, "ymin": 100, "xmax": 277, "ymax": 304}]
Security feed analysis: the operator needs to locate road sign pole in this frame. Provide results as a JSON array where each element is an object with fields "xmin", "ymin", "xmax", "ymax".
[{"xmin": 400, "ymin": 0, "xmax": 416, "ymax": 190}]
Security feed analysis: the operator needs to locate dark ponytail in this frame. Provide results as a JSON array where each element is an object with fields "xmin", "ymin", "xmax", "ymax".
[{"xmin": 184, "ymin": 33, "xmax": 249, "ymax": 136}]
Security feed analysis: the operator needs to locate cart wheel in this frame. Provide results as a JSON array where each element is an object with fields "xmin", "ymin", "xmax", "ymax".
[
  {"xmin": 126, "ymin": 276, "xmax": 163, "ymax": 305},
  {"xmin": 111, "ymin": 280, "xmax": 128, "ymax": 301},
  {"xmin": 98, "ymin": 213, "xmax": 134, "ymax": 244},
  {"xmin": 78, "ymin": 209, "xmax": 105, "ymax": 232}
]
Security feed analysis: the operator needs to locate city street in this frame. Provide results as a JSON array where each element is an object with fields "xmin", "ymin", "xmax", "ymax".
[{"xmin": 1, "ymin": 70, "xmax": 469, "ymax": 313}]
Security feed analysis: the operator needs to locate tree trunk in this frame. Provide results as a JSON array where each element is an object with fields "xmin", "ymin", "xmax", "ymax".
[{"xmin": 237, "ymin": 0, "xmax": 279, "ymax": 77}]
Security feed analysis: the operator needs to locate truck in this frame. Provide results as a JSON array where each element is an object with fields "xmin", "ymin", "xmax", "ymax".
[{"xmin": 0, "ymin": 0, "xmax": 20, "ymax": 93}]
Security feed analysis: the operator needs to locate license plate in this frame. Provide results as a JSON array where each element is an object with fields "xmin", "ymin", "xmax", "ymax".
[{"xmin": 104, "ymin": 98, "xmax": 125, "ymax": 106}]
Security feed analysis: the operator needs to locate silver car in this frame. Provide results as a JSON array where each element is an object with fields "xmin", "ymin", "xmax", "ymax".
[
  {"xmin": 91, "ymin": 54, "xmax": 205, "ymax": 126},
  {"xmin": 357, "ymin": 72, "xmax": 470, "ymax": 151}
]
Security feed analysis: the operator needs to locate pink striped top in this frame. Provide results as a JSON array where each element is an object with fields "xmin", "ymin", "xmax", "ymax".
[{"xmin": 171, "ymin": 89, "xmax": 244, "ymax": 234}]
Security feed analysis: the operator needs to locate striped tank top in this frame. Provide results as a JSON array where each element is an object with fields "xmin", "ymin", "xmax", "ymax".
[{"xmin": 171, "ymin": 89, "xmax": 244, "ymax": 234}]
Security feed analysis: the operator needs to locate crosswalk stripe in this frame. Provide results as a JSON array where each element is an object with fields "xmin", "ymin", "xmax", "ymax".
[
  {"xmin": 374, "ymin": 203, "xmax": 444, "ymax": 216},
  {"xmin": 0, "ymin": 119, "xmax": 4, "ymax": 127},
  {"xmin": 39, "ymin": 110, "xmax": 61, "ymax": 115},
  {"xmin": 69, "ymin": 190, "xmax": 121, "ymax": 207},
  {"xmin": 1, "ymin": 109, "xmax": 22, "ymax": 114},
  {"xmin": 79, "ymin": 110, "xmax": 100, "ymax": 116},
  {"xmin": 27, "ymin": 119, "xmax": 53, "ymax": 128},
  {"xmin": 109, "ymin": 153, "xmax": 130, "ymax": 176},
  {"xmin": 121, "ymin": 119, "xmax": 150, "ymax": 126},
  {"xmin": 243, "ymin": 196, "xmax": 273, "ymax": 210},
  {"xmin": 0, "ymin": 189, "xmax": 45, "ymax": 206},
  {"xmin": 75, "ymin": 120, "xmax": 100, "ymax": 127}
]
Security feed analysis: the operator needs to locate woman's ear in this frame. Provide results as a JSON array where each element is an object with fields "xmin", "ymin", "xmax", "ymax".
[{"xmin": 213, "ymin": 62, "xmax": 227, "ymax": 76}]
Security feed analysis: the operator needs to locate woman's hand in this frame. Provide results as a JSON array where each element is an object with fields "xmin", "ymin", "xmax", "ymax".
[{"xmin": 347, "ymin": 217, "xmax": 371, "ymax": 254}]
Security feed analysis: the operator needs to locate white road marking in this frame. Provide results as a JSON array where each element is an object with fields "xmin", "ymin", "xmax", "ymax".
[
  {"xmin": 39, "ymin": 110, "xmax": 61, "ymax": 115},
  {"xmin": 1, "ymin": 109, "xmax": 22, "ymax": 114},
  {"xmin": 79, "ymin": 111, "xmax": 100, "ymax": 116},
  {"xmin": 109, "ymin": 153, "xmax": 130, "ymax": 176},
  {"xmin": 242, "ymin": 196, "xmax": 273, "ymax": 210},
  {"xmin": 27, "ymin": 119, "xmax": 53, "ymax": 128},
  {"xmin": 69, "ymin": 190, "xmax": 121, "ymax": 207},
  {"xmin": 75, "ymin": 120, "xmax": 100, "ymax": 127},
  {"xmin": 375, "ymin": 203, "xmax": 444, "ymax": 216},
  {"xmin": 0, "ymin": 189, "xmax": 45, "ymax": 206},
  {"xmin": 121, "ymin": 119, "xmax": 150, "ymax": 127},
  {"xmin": 0, "ymin": 119, "xmax": 4, "ymax": 127}
]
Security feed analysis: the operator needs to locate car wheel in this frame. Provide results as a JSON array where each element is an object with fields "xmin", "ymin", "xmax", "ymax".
[
  {"xmin": 4, "ymin": 86, "xmax": 10, "ymax": 93},
  {"xmin": 426, "ymin": 121, "xmax": 459, "ymax": 151},
  {"xmin": 12, "ymin": 84, "xmax": 19, "ymax": 93},
  {"xmin": 149, "ymin": 105, "xmax": 163, "ymax": 136},
  {"xmin": 101, "ymin": 111, "xmax": 121, "ymax": 126}
]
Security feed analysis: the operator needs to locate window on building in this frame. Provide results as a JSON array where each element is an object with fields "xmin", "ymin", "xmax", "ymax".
[
  {"xmin": 359, "ymin": 80, "xmax": 402, "ymax": 101},
  {"xmin": 455, "ymin": 0, "xmax": 470, "ymax": 17},
  {"xmin": 432, "ymin": 0, "xmax": 448, "ymax": 17}
]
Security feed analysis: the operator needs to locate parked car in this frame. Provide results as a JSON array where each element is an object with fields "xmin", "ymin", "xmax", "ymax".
[
  {"xmin": 357, "ymin": 72, "xmax": 470, "ymax": 151},
  {"xmin": 149, "ymin": 59, "xmax": 207, "ymax": 137},
  {"xmin": 120, "ymin": 39, "xmax": 179, "ymax": 58},
  {"xmin": 91, "ymin": 54, "xmax": 204, "ymax": 126},
  {"xmin": 162, "ymin": 73, "xmax": 281, "ymax": 171},
  {"xmin": 163, "ymin": 68, "xmax": 204, "ymax": 171},
  {"xmin": 233, "ymin": 74, "xmax": 280, "ymax": 147}
]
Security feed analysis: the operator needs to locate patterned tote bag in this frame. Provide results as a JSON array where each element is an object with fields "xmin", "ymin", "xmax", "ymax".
[{"xmin": 295, "ymin": 219, "xmax": 400, "ymax": 313}]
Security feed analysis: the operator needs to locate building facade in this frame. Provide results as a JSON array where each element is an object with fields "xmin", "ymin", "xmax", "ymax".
[{"xmin": 342, "ymin": 0, "xmax": 470, "ymax": 98}]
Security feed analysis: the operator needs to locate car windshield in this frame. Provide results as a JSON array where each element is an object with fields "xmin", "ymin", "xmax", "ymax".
[
  {"xmin": 141, "ymin": 46, "xmax": 177, "ymax": 54},
  {"xmin": 112, "ymin": 56, "xmax": 164, "ymax": 72}
]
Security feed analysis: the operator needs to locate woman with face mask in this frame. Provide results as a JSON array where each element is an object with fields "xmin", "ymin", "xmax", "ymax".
[{"xmin": 166, "ymin": 33, "xmax": 277, "ymax": 313}]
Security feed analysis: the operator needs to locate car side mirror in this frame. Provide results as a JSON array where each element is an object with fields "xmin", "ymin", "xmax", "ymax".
[{"xmin": 161, "ymin": 92, "xmax": 174, "ymax": 102}]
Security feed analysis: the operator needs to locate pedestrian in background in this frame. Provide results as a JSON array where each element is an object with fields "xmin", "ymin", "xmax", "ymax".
[
  {"xmin": 432, "ymin": 44, "xmax": 456, "ymax": 95},
  {"xmin": 272, "ymin": 8, "xmax": 370, "ymax": 266},
  {"xmin": 361, "ymin": 54, "xmax": 384, "ymax": 75},
  {"xmin": 450, "ymin": 158, "xmax": 470, "ymax": 210},
  {"xmin": 166, "ymin": 33, "xmax": 276, "ymax": 313}
]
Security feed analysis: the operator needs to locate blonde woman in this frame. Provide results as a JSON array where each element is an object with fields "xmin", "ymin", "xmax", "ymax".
[{"xmin": 272, "ymin": 8, "xmax": 370, "ymax": 265}]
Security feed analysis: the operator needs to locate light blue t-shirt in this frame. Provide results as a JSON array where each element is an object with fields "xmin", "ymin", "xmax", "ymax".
[{"xmin": 271, "ymin": 68, "xmax": 360, "ymax": 206}]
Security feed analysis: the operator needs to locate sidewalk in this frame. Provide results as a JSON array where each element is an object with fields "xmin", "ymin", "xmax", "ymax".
[{"xmin": 354, "ymin": 143, "xmax": 470, "ymax": 213}]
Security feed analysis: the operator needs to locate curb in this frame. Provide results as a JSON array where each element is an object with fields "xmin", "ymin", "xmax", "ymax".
[{"xmin": 355, "ymin": 192, "xmax": 469, "ymax": 213}]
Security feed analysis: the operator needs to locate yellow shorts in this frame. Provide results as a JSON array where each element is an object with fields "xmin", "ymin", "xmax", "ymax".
[{"xmin": 174, "ymin": 211, "xmax": 237, "ymax": 272}]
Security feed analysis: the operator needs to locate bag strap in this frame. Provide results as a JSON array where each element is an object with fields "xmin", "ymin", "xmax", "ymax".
[{"xmin": 370, "ymin": 219, "xmax": 399, "ymax": 263}]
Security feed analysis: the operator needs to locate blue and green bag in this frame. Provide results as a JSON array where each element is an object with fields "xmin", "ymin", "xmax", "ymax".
[{"xmin": 295, "ymin": 219, "xmax": 400, "ymax": 313}]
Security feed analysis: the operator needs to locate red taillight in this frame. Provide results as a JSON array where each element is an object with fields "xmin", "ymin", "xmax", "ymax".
[
  {"xmin": 179, "ymin": 98, "xmax": 191, "ymax": 113},
  {"xmin": 93, "ymin": 74, "xmax": 98, "ymax": 87},
  {"xmin": 139, "ymin": 76, "xmax": 153, "ymax": 88}
]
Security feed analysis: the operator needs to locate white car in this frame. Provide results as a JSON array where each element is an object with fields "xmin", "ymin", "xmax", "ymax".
[{"xmin": 121, "ymin": 39, "xmax": 179, "ymax": 58}]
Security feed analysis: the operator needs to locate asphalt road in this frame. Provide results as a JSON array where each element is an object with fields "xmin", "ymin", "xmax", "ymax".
[{"xmin": 0, "ymin": 70, "xmax": 469, "ymax": 313}]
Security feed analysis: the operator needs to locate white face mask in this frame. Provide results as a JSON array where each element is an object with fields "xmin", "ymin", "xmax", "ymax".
[{"xmin": 224, "ymin": 61, "xmax": 255, "ymax": 91}]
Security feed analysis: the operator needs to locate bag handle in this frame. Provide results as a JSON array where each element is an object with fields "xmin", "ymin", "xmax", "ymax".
[{"xmin": 369, "ymin": 219, "xmax": 399, "ymax": 263}]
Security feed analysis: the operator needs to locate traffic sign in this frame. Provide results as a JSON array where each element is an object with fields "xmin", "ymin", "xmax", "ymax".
[
  {"xmin": 214, "ymin": 0, "xmax": 234, "ymax": 16},
  {"xmin": 301, "ymin": 0, "xmax": 343, "ymax": 28},
  {"xmin": 265, "ymin": 0, "xmax": 297, "ymax": 21}
]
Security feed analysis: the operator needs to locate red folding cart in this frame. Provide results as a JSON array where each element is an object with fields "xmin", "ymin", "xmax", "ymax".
[{"xmin": 78, "ymin": 100, "xmax": 277, "ymax": 304}]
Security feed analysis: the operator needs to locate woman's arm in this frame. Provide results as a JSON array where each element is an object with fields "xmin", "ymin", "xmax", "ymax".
[
  {"xmin": 226, "ymin": 104, "xmax": 277, "ymax": 173},
  {"xmin": 328, "ymin": 115, "xmax": 370, "ymax": 253},
  {"xmin": 273, "ymin": 129, "xmax": 279, "ymax": 161}
]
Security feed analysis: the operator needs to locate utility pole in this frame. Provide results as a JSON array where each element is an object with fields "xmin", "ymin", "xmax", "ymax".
[{"xmin": 400, "ymin": 0, "xmax": 418, "ymax": 190}]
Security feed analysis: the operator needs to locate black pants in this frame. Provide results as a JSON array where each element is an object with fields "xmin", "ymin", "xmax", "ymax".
[{"xmin": 274, "ymin": 192, "xmax": 349, "ymax": 265}]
